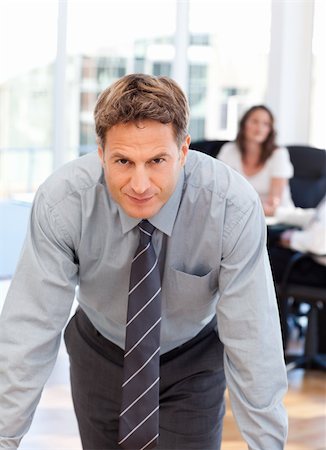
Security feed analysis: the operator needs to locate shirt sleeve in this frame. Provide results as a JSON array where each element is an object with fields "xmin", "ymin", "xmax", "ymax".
[
  {"xmin": 217, "ymin": 196, "xmax": 288, "ymax": 449},
  {"xmin": 270, "ymin": 147, "xmax": 294, "ymax": 178},
  {"xmin": 0, "ymin": 189, "xmax": 78, "ymax": 448}
]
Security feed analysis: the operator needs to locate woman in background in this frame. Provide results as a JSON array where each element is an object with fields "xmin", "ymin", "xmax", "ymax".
[{"xmin": 218, "ymin": 105, "xmax": 294, "ymax": 216}]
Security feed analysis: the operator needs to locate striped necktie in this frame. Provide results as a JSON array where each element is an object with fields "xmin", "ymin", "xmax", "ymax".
[{"xmin": 118, "ymin": 220, "xmax": 162, "ymax": 450}]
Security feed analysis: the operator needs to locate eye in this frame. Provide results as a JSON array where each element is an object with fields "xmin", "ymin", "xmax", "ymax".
[
  {"xmin": 117, "ymin": 159, "xmax": 129, "ymax": 165},
  {"xmin": 152, "ymin": 158, "xmax": 165, "ymax": 164}
]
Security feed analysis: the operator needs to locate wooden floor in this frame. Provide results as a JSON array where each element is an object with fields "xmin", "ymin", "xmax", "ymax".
[
  {"xmin": 17, "ymin": 344, "xmax": 325, "ymax": 450},
  {"xmin": 223, "ymin": 370, "xmax": 326, "ymax": 450}
]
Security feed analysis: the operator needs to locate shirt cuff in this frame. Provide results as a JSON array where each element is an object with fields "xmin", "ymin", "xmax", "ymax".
[{"xmin": 0, "ymin": 435, "xmax": 22, "ymax": 449}]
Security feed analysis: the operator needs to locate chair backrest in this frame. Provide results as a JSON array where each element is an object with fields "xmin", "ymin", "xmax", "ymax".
[
  {"xmin": 190, "ymin": 140, "xmax": 229, "ymax": 158},
  {"xmin": 287, "ymin": 145, "xmax": 326, "ymax": 208}
]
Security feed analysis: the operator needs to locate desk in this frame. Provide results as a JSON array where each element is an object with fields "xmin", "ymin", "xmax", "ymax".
[{"xmin": 266, "ymin": 207, "xmax": 315, "ymax": 228}]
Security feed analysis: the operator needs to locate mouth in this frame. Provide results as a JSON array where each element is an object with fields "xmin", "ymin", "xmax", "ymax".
[
  {"xmin": 253, "ymin": 133, "xmax": 265, "ymax": 139},
  {"xmin": 126, "ymin": 194, "xmax": 154, "ymax": 205}
]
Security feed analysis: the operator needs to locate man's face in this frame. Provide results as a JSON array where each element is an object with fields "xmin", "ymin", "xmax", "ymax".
[{"xmin": 98, "ymin": 120, "xmax": 190, "ymax": 219}]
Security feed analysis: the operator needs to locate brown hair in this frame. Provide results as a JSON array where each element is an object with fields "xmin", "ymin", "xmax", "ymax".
[
  {"xmin": 94, "ymin": 73, "xmax": 189, "ymax": 148},
  {"xmin": 236, "ymin": 105, "xmax": 277, "ymax": 165}
]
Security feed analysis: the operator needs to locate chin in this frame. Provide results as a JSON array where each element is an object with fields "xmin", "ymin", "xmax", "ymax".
[
  {"xmin": 123, "ymin": 204, "xmax": 162, "ymax": 219},
  {"xmin": 255, "ymin": 136, "xmax": 267, "ymax": 143}
]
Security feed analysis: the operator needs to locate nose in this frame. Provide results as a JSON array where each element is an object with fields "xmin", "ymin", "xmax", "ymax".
[{"xmin": 130, "ymin": 166, "xmax": 151, "ymax": 194}]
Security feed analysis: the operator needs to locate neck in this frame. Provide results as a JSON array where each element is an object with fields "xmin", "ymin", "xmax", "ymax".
[
  {"xmin": 244, "ymin": 140, "xmax": 261, "ymax": 155},
  {"xmin": 242, "ymin": 141, "xmax": 262, "ymax": 168}
]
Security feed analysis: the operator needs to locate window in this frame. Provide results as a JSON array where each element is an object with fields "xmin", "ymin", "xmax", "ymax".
[
  {"xmin": 66, "ymin": 0, "xmax": 177, "ymax": 157},
  {"xmin": 153, "ymin": 62, "xmax": 172, "ymax": 77},
  {"xmin": 188, "ymin": 0, "xmax": 271, "ymax": 140},
  {"xmin": 0, "ymin": 1, "xmax": 57, "ymax": 198},
  {"xmin": 1, "ymin": 0, "xmax": 322, "ymax": 200}
]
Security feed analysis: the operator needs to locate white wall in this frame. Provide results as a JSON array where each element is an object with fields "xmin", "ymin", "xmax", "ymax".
[{"xmin": 265, "ymin": 0, "xmax": 315, "ymax": 146}]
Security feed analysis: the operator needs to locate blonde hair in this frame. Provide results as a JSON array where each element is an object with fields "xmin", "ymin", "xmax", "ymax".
[{"xmin": 94, "ymin": 73, "xmax": 189, "ymax": 147}]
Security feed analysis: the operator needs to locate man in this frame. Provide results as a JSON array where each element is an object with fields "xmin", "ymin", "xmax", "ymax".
[
  {"xmin": 269, "ymin": 196, "xmax": 326, "ymax": 353},
  {"xmin": 0, "ymin": 74, "xmax": 288, "ymax": 449}
]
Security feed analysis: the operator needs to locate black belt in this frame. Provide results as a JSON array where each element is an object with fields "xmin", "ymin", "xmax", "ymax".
[{"xmin": 75, "ymin": 307, "xmax": 218, "ymax": 366}]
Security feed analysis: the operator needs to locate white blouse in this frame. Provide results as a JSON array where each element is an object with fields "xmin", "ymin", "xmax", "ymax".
[{"xmin": 218, "ymin": 142, "xmax": 294, "ymax": 208}]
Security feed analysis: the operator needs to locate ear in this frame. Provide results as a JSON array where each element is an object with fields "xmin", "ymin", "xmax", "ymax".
[
  {"xmin": 98, "ymin": 146, "xmax": 105, "ymax": 166},
  {"xmin": 179, "ymin": 134, "xmax": 191, "ymax": 166}
]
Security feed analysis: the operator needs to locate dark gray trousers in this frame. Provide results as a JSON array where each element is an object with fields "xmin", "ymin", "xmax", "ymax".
[{"xmin": 64, "ymin": 308, "xmax": 226, "ymax": 450}]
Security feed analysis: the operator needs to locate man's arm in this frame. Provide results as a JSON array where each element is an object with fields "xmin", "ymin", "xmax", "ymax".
[
  {"xmin": 217, "ymin": 196, "xmax": 288, "ymax": 450},
  {"xmin": 0, "ymin": 190, "xmax": 78, "ymax": 448}
]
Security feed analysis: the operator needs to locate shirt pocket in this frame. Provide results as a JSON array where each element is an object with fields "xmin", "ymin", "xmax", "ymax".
[{"xmin": 163, "ymin": 265, "xmax": 219, "ymax": 314}]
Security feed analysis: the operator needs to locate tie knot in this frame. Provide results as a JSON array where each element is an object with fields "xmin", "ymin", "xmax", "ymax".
[{"xmin": 138, "ymin": 220, "xmax": 155, "ymax": 244}]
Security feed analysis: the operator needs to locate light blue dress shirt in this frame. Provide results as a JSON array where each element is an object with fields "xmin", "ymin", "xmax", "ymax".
[{"xmin": 0, "ymin": 150, "xmax": 288, "ymax": 449}]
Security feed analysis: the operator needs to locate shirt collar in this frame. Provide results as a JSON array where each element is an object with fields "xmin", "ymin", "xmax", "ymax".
[{"xmin": 118, "ymin": 169, "xmax": 185, "ymax": 236}]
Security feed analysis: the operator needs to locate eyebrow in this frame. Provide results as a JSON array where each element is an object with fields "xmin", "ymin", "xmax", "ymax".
[{"xmin": 109, "ymin": 151, "xmax": 171, "ymax": 162}]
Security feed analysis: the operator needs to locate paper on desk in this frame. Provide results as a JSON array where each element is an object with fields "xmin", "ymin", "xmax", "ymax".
[{"xmin": 275, "ymin": 207, "xmax": 315, "ymax": 228}]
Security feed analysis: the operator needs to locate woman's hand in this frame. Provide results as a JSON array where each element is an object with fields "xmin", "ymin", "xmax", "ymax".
[
  {"xmin": 263, "ymin": 196, "xmax": 280, "ymax": 216},
  {"xmin": 264, "ymin": 177, "xmax": 287, "ymax": 216},
  {"xmin": 279, "ymin": 229, "xmax": 294, "ymax": 248}
]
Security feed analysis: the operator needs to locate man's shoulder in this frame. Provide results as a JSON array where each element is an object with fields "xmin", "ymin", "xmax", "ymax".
[
  {"xmin": 38, "ymin": 152, "xmax": 102, "ymax": 207},
  {"xmin": 185, "ymin": 150, "xmax": 258, "ymax": 212},
  {"xmin": 186, "ymin": 148, "xmax": 224, "ymax": 180}
]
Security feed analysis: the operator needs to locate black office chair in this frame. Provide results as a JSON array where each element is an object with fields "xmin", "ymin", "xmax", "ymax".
[
  {"xmin": 287, "ymin": 145, "xmax": 326, "ymax": 207},
  {"xmin": 276, "ymin": 251, "xmax": 326, "ymax": 371},
  {"xmin": 190, "ymin": 140, "xmax": 229, "ymax": 158},
  {"xmin": 276, "ymin": 145, "xmax": 326, "ymax": 371}
]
